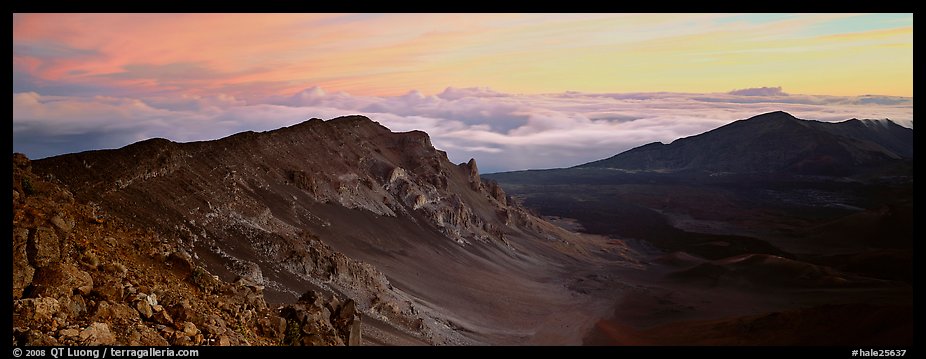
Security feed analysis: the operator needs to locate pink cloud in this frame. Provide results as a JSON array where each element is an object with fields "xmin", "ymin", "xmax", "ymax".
[{"xmin": 728, "ymin": 86, "xmax": 788, "ymax": 96}]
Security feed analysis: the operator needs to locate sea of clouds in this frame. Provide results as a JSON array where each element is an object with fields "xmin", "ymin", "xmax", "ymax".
[{"xmin": 13, "ymin": 86, "xmax": 912, "ymax": 172}]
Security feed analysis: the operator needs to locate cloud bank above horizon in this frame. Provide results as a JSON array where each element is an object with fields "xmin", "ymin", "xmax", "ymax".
[{"xmin": 13, "ymin": 86, "xmax": 913, "ymax": 173}]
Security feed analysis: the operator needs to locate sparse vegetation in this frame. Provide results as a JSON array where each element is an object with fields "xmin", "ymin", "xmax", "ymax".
[
  {"xmin": 282, "ymin": 318, "xmax": 300, "ymax": 345},
  {"xmin": 22, "ymin": 177, "xmax": 34, "ymax": 195},
  {"xmin": 190, "ymin": 266, "xmax": 210, "ymax": 292}
]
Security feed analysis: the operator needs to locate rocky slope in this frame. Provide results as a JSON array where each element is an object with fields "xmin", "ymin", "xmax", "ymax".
[
  {"xmin": 27, "ymin": 115, "xmax": 608, "ymax": 345},
  {"xmin": 579, "ymin": 111, "xmax": 913, "ymax": 176},
  {"xmin": 13, "ymin": 153, "xmax": 361, "ymax": 346}
]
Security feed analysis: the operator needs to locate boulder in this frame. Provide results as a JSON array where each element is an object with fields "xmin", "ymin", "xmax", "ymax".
[
  {"xmin": 49, "ymin": 214, "xmax": 75, "ymax": 236},
  {"xmin": 13, "ymin": 228, "xmax": 35, "ymax": 299},
  {"xmin": 28, "ymin": 227, "xmax": 60, "ymax": 268},
  {"xmin": 217, "ymin": 335, "xmax": 231, "ymax": 346},
  {"xmin": 22, "ymin": 330, "xmax": 58, "ymax": 346},
  {"xmin": 280, "ymin": 291, "xmax": 358, "ymax": 346},
  {"xmin": 257, "ymin": 316, "xmax": 287, "ymax": 339},
  {"xmin": 152, "ymin": 309, "xmax": 174, "ymax": 325},
  {"xmin": 347, "ymin": 318, "xmax": 362, "ymax": 346},
  {"xmin": 93, "ymin": 277, "xmax": 125, "ymax": 302},
  {"xmin": 79, "ymin": 323, "xmax": 116, "ymax": 346},
  {"xmin": 59, "ymin": 328, "xmax": 80, "ymax": 338},
  {"xmin": 93, "ymin": 301, "xmax": 139, "ymax": 324},
  {"xmin": 30, "ymin": 263, "xmax": 93, "ymax": 298},
  {"xmin": 232, "ymin": 261, "xmax": 264, "ymax": 286},
  {"xmin": 57, "ymin": 295, "xmax": 88, "ymax": 321},
  {"xmin": 13, "ymin": 297, "xmax": 60, "ymax": 329},
  {"xmin": 332, "ymin": 299, "xmax": 361, "ymax": 345},
  {"xmin": 146, "ymin": 293, "xmax": 159, "ymax": 307},
  {"xmin": 135, "ymin": 300, "xmax": 154, "ymax": 319},
  {"xmin": 167, "ymin": 250, "xmax": 195, "ymax": 275},
  {"xmin": 126, "ymin": 324, "xmax": 169, "ymax": 346},
  {"xmin": 181, "ymin": 321, "xmax": 199, "ymax": 337},
  {"xmin": 169, "ymin": 300, "xmax": 195, "ymax": 322}
]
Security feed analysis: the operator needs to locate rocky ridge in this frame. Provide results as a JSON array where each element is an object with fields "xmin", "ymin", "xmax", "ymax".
[{"xmin": 27, "ymin": 115, "xmax": 578, "ymax": 345}]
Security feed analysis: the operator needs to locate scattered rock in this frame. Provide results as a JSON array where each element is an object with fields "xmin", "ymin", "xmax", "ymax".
[
  {"xmin": 168, "ymin": 250, "xmax": 195, "ymax": 274},
  {"xmin": 217, "ymin": 335, "xmax": 231, "ymax": 346},
  {"xmin": 181, "ymin": 321, "xmax": 198, "ymax": 337},
  {"xmin": 58, "ymin": 295, "xmax": 88, "ymax": 321},
  {"xmin": 92, "ymin": 302, "xmax": 139, "ymax": 325},
  {"xmin": 169, "ymin": 300, "xmax": 195, "ymax": 323},
  {"xmin": 146, "ymin": 293, "xmax": 158, "ymax": 307},
  {"xmin": 126, "ymin": 324, "xmax": 169, "ymax": 346},
  {"xmin": 79, "ymin": 322, "xmax": 116, "ymax": 346},
  {"xmin": 201, "ymin": 315, "xmax": 228, "ymax": 337},
  {"xmin": 12, "ymin": 228, "xmax": 35, "ymax": 299},
  {"xmin": 23, "ymin": 329, "xmax": 58, "ymax": 346},
  {"xmin": 30, "ymin": 263, "xmax": 93, "ymax": 298},
  {"xmin": 13, "ymin": 297, "xmax": 60, "ymax": 329},
  {"xmin": 231, "ymin": 260, "xmax": 264, "ymax": 286},
  {"xmin": 11, "ymin": 130, "xmax": 485, "ymax": 347},
  {"xmin": 388, "ymin": 167, "xmax": 407, "ymax": 183},
  {"xmin": 171, "ymin": 333, "xmax": 192, "ymax": 346},
  {"xmin": 257, "ymin": 316, "xmax": 287, "ymax": 339},
  {"xmin": 152, "ymin": 309, "xmax": 173, "ymax": 326},
  {"xmin": 59, "ymin": 328, "xmax": 80, "ymax": 337},
  {"xmin": 332, "ymin": 299, "xmax": 361, "ymax": 346},
  {"xmin": 280, "ymin": 291, "xmax": 355, "ymax": 346},
  {"xmin": 414, "ymin": 194, "xmax": 428, "ymax": 209},
  {"xmin": 102, "ymin": 236, "xmax": 116, "ymax": 247},
  {"xmin": 28, "ymin": 227, "xmax": 60, "ymax": 268},
  {"xmin": 93, "ymin": 278, "xmax": 125, "ymax": 302},
  {"xmin": 50, "ymin": 214, "xmax": 75, "ymax": 235},
  {"xmin": 135, "ymin": 300, "xmax": 154, "ymax": 319}
]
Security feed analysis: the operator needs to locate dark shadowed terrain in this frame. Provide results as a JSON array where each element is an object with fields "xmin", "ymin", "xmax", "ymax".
[{"xmin": 486, "ymin": 111, "xmax": 913, "ymax": 345}]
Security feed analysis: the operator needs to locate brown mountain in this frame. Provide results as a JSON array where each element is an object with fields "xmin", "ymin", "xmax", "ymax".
[{"xmin": 26, "ymin": 115, "xmax": 629, "ymax": 345}]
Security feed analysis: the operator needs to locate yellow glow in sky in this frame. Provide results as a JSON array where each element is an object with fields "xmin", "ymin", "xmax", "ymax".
[{"xmin": 13, "ymin": 13, "xmax": 913, "ymax": 97}]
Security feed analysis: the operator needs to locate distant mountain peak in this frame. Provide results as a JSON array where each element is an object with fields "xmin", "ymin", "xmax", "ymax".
[
  {"xmin": 855, "ymin": 118, "xmax": 904, "ymax": 129},
  {"xmin": 282, "ymin": 115, "xmax": 389, "ymax": 134},
  {"xmin": 579, "ymin": 111, "xmax": 913, "ymax": 175},
  {"xmin": 326, "ymin": 114, "xmax": 378, "ymax": 125},
  {"xmin": 748, "ymin": 110, "xmax": 798, "ymax": 121}
]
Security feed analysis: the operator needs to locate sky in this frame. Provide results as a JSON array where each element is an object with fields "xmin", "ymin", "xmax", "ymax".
[{"xmin": 13, "ymin": 13, "xmax": 913, "ymax": 172}]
